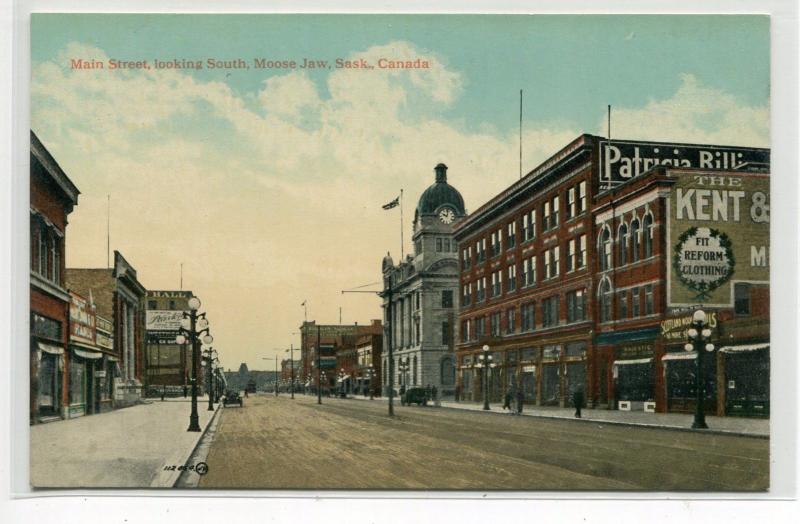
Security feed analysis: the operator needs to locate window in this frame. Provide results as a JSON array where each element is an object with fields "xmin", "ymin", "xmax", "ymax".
[
  {"xmin": 735, "ymin": 283, "xmax": 751, "ymax": 315},
  {"xmin": 643, "ymin": 214, "xmax": 654, "ymax": 258},
  {"xmin": 552, "ymin": 195, "xmax": 559, "ymax": 227},
  {"xmin": 476, "ymin": 238, "xmax": 486, "ymax": 262},
  {"xmin": 545, "ymin": 247, "xmax": 559, "ymax": 279},
  {"xmin": 415, "ymin": 291, "xmax": 421, "ymax": 310},
  {"xmin": 567, "ymin": 239, "xmax": 576, "ymax": 272},
  {"xmin": 616, "ymin": 291, "xmax": 626, "ymax": 319},
  {"xmin": 476, "ymin": 277, "xmax": 486, "ymax": 302},
  {"xmin": 578, "ymin": 181, "xmax": 587, "ymax": 213},
  {"xmin": 442, "ymin": 321, "xmax": 450, "ymax": 345},
  {"xmin": 521, "ymin": 302, "xmax": 536, "ymax": 332},
  {"xmin": 578, "ymin": 235, "xmax": 587, "ymax": 269},
  {"xmin": 38, "ymin": 224, "xmax": 47, "ymax": 276},
  {"xmin": 507, "ymin": 222, "xmax": 516, "ymax": 249},
  {"xmin": 491, "ymin": 271, "xmax": 502, "ymax": 297},
  {"xmin": 507, "ymin": 264, "xmax": 517, "ymax": 291},
  {"xmin": 490, "ymin": 312, "xmax": 501, "ymax": 337},
  {"xmin": 566, "ymin": 289, "xmax": 586, "ymax": 322},
  {"xmin": 543, "ymin": 251, "xmax": 550, "ymax": 279},
  {"xmin": 567, "ymin": 187, "xmax": 576, "ymax": 219},
  {"xmin": 566, "ymin": 341, "xmax": 587, "ymax": 358},
  {"xmin": 168, "ymin": 300, "xmax": 176, "ymax": 310},
  {"xmin": 51, "ymin": 236, "xmax": 61, "ymax": 285},
  {"xmin": 631, "ymin": 286, "xmax": 640, "ymax": 317},
  {"xmin": 506, "ymin": 308, "xmax": 516, "ymax": 334},
  {"xmin": 491, "ymin": 229, "xmax": 502, "ymax": 257},
  {"xmin": 523, "ymin": 256, "xmax": 536, "ymax": 286},
  {"xmin": 631, "ymin": 219, "xmax": 641, "ymax": 262},
  {"xmin": 644, "ymin": 284, "xmax": 654, "ymax": 315},
  {"xmin": 543, "ymin": 296, "xmax": 560, "ymax": 327},
  {"xmin": 553, "ymin": 247, "xmax": 560, "ymax": 277},
  {"xmin": 413, "ymin": 356, "xmax": 418, "ymax": 385},
  {"xmin": 523, "ymin": 209, "xmax": 536, "ymax": 241},
  {"xmin": 462, "ymin": 247, "xmax": 472, "ymax": 269},
  {"xmin": 441, "ymin": 290, "xmax": 453, "ymax": 308},
  {"xmin": 444, "ymin": 239, "xmax": 451, "ymax": 252},
  {"xmin": 436, "ymin": 238, "xmax": 443, "ymax": 252},
  {"xmin": 600, "ymin": 280, "xmax": 613, "ymax": 322},
  {"xmin": 148, "ymin": 300, "xmax": 157, "ymax": 310},
  {"xmin": 414, "ymin": 319, "xmax": 421, "ymax": 345},
  {"xmin": 618, "ymin": 224, "xmax": 628, "ymax": 266},
  {"xmin": 599, "ymin": 228, "xmax": 612, "ymax": 271},
  {"xmin": 461, "ymin": 283, "xmax": 471, "ymax": 306},
  {"xmin": 475, "ymin": 316, "xmax": 486, "ymax": 338},
  {"xmin": 461, "ymin": 320, "xmax": 471, "ymax": 341},
  {"xmin": 415, "ymin": 239, "xmax": 422, "ymax": 254},
  {"xmin": 543, "ymin": 201, "xmax": 550, "ymax": 231}
]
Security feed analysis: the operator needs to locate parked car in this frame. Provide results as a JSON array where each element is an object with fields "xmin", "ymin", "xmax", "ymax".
[
  {"xmin": 223, "ymin": 390, "xmax": 243, "ymax": 407},
  {"xmin": 403, "ymin": 387, "xmax": 429, "ymax": 406}
]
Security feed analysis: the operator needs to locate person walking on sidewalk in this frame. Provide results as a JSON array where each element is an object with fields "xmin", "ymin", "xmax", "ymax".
[
  {"xmin": 573, "ymin": 388, "xmax": 584, "ymax": 418},
  {"xmin": 516, "ymin": 388, "xmax": 524, "ymax": 415},
  {"xmin": 503, "ymin": 389, "xmax": 513, "ymax": 411}
]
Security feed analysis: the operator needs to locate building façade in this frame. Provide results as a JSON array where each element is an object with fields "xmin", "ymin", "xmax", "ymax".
[{"xmin": 453, "ymin": 134, "xmax": 769, "ymax": 416}]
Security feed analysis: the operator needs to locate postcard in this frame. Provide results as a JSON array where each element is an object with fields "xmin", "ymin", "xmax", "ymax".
[{"xmin": 28, "ymin": 13, "xmax": 770, "ymax": 490}]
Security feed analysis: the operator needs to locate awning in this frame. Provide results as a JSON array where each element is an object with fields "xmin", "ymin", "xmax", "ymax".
[
  {"xmin": 73, "ymin": 347, "xmax": 103, "ymax": 360},
  {"xmin": 720, "ymin": 343, "xmax": 769, "ymax": 353},
  {"xmin": 107, "ymin": 355, "xmax": 119, "ymax": 362},
  {"xmin": 38, "ymin": 342, "xmax": 64, "ymax": 355},
  {"xmin": 613, "ymin": 358, "xmax": 653, "ymax": 366},
  {"xmin": 662, "ymin": 352, "xmax": 697, "ymax": 361}
]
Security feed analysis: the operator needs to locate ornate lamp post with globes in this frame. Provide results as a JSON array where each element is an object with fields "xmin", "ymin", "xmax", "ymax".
[
  {"xmin": 684, "ymin": 309, "xmax": 715, "ymax": 429},
  {"xmin": 175, "ymin": 297, "xmax": 213, "ymax": 432},
  {"xmin": 364, "ymin": 365, "xmax": 375, "ymax": 400},
  {"xmin": 201, "ymin": 347, "xmax": 218, "ymax": 411},
  {"xmin": 475, "ymin": 344, "xmax": 497, "ymax": 411}
]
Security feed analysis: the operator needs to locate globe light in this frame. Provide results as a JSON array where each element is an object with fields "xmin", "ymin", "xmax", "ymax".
[
  {"xmin": 202, "ymin": 334, "xmax": 214, "ymax": 345},
  {"xmin": 180, "ymin": 318, "xmax": 191, "ymax": 330},
  {"xmin": 197, "ymin": 318, "xmax": 209, "ymax": 330},
  {"xmin": 175, "ymin": 334, "xmax": 187, "ymax": 345},
  {"xmin": 684, "ymin": 343, "xmax": 694, "ymax": 352},
  {"xmin": 702, "ymin": 328, "xmax": 712, "ymax": 338},
  {"xmin": 482, "ymin": 345, "xmax": 490, "ymax": 352},
  {"xmin": 188, "ymin": 297, "xmax": 201, "ymax": 311},
  {"xmin": 687, "ymin": 328, "xmax": 698, "ymax": 339},
  {"xmin": 705, "ymin": 343, "xmax": 715, "ymax": 352},
  {"xmin": 692, "ymin": 309, "xmax": 707, "ymax": 324}
]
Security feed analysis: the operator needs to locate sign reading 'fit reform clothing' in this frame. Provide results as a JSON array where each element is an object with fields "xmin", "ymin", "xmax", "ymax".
[
  {"xmin": 599, "ymin": 140, "xmax": 769, "ymax": 185},
  {"xmin": 668, "ymin": 170, "xmax": 769, "ymax": 307}
]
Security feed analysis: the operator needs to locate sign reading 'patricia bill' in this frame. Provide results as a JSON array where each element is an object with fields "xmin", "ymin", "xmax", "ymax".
[
  {"xmin": 668, "ymin": 170, "xmax": 770, "ymax": 306},
  {"xmin": 599, "ymin": 140, "xmax": 770, "ymax": 184}
]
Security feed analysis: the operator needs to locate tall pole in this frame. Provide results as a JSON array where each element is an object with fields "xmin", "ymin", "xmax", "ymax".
[
  {"xmin": 692, "ymin": 319, "xmax": 708, "ymax": 429},
  {"xmin": 387, "ymin": 287, "xmax": 394, "ymax": 416},
  {"xmin": 188, "ymin": 311, "xmax": 200, "ymax": 431},
  {"xmin": 519, "ymin": 89, "xmax": 523, "ymax": 179},
  {"xmin": 400, "ymin": 189, "xmax": 404, "ymax": 260},
  {"xmin": 106, "ymin": 194, "xmax": 110, "ymax": 268},
  {"xmin": 275, "ymin": 354, "xmax": 278, "ymax": 397},
  {"xmin": 290, "ymin": 344, "xmax": 295, "ymax": 399},
  {"xmin": 317, "ymin": 325, "xmax": 322, "ymax": 405},
  {"xmin": 207, "ymin": 350, "xmax": 214, "ymax": 411}
]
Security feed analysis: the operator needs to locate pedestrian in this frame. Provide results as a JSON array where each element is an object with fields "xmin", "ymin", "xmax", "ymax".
[
  {"xmin": 244, "ymin": 389, "xmax": 249, "ymax": 398},
  {"xmin": 573, "ymin": 388, "xmax": 584, "ymax": 418},
  {"xmin": 516, "ymin": 388, "xmax": 524, "ymax": 415},
  {"xmin": 183, "ymin": 384, "xmax": 188, "ymax": 398},
  {"xmin": 455, "ymin": 384, "xmax": 461, "ymax": 402},
  {"xmin": 432, "ymin": 385, "xmax": 439, "ymax": 407},
  {"xmin": 425, "ymin": 384, "xmax": 432, "ymax": 404},
  {"xmin": 161, "ymin": 386, "xmax": 166, "ymax": 402},
  {"xmin": 503, "ymin": 389, "xmax": 513, "ymax": 410}
]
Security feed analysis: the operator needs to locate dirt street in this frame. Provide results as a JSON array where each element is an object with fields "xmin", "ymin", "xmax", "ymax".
[{"xmin": 198, "ymin": 395, "xmax": 768, "ymax": 490}]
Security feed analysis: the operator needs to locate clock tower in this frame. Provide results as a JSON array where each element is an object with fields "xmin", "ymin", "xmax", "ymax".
[{"xmin": 380, "ymin": 163, "xmax": 466, "ymax": 399}]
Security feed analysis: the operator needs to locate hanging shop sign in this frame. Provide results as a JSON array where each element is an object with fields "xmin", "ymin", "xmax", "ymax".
[
  {"xmin": 615, "ymin": 343, "xmax": 654, "ymax": 360},
  {"xmin": 660, "ymin": 312, "xmax": 718, "ymax": 342},
  {"xmin": 668, "ymin": 170, "xmax": 769, "ymax": 307},
  {"xmin": 599, "ymin": 140, "xmax": 769, "ymax": 185}
]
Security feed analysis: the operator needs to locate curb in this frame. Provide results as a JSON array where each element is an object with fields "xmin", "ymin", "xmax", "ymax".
[{"xmin": 174, "ymin": 404, "xmax": 224, "ymax": 488}]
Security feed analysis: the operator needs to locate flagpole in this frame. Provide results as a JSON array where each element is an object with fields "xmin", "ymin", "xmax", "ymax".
[{"xmin": 400, "ymin": 189, "xmax": 404, "ymax": 260}]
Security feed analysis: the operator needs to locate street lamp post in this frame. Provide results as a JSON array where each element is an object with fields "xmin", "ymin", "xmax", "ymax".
[
  {"xmin": 685, "ymin": 309, "xmax": 715, "ymax": 429},
  {"xmin": 202, "ymin": 346, "xmax": 218, "ymax": 411},
  {"xmin": 175, "ymin": 297, "xmax": 213, "ymax": 432},
  {"xmin": 398, "ymin": 357, "xmax": 409, "ymax": 395},
  {"xmin": 364, "ymin": 366, "xmax": 375, "ymax": 400},
  {"xmin": 287, "ymin": 344, "xmax": 295, "ymax": 399},
  {"xmin": 476, "ymin": 345, "xmax": 496, "ymax": 411}
]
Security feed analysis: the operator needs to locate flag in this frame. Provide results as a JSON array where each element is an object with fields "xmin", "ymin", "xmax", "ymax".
[
  {"xmin": 301, "ymin": 300, "xmax": 306, "ymax": 306},
  {"xmin": 382, "ymin": 196, "xmax": 400, "ymax": 210}
]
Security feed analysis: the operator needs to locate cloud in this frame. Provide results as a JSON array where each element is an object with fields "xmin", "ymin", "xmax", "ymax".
[{"xmin": 31, "ymin": 42, "xmax": 768, "ymax": 369}]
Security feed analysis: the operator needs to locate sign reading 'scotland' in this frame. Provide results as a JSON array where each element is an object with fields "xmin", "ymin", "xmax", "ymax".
[{"xmin": 599, "ymin": 140, "xmax": 770, "ymax": 185}]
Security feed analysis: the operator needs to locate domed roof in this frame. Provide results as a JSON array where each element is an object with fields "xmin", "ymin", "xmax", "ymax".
[{"xmin": 416, "ymin": 163, "xmax": 466, "ymax": 216}]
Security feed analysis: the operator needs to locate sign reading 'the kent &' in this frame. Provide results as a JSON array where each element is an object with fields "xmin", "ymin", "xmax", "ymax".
[{"xmin": 599, "ymin": 140, "xmax": 770, "ymax": 184}]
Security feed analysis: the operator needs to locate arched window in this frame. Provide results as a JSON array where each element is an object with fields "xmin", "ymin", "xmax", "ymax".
[
  {"xmin": 599, "ymin": 279, "xmax": 613, "ymax": 322},
  {"xmin": 599, "ymin": 227, "xmax": 612, "ymax": 271},
  {"xmin": 643, "ymin": 213, "xmax": 654, "ymax": 258},
  {"xmin": 630, "ymin": 219, "xmax": 641, "ymax": 262},
  {"xmin": 618, "ymin": 224, "xmax": 628, "ymax": 266}
]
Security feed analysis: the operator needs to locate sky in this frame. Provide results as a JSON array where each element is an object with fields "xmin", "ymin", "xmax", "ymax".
[{"xmin": 30, "ymin": 14, "xmax": 770, "ymax": 371}]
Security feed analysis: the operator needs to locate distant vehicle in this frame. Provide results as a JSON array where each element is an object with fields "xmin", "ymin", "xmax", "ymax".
[
  {"xmin": 223, "ymin": 390, "xmax": 243, "ymax": 407},
  {"xmin": 403, "ymin": 387, "xmax": 429, "ymax": 406},
  {"xmin": 245, "ymin": 380, "xmax": 257, "ymax": 394}
]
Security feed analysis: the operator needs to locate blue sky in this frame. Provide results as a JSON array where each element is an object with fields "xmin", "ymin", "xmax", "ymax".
[{"xmin": 30, "ymin": 14, "xmax": 770, "ymax": 369}]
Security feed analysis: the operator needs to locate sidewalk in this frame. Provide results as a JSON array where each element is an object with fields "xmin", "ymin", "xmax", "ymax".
[
  {"xmin": 30, "ymin": 396, "xmax": 219, "ymax": 488},
  {"xmin": 347, "ymin": 395, "xmax": 769, "ymax": 438}
]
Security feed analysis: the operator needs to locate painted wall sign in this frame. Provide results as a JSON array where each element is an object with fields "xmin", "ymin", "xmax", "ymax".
[
  {"xmin": 615, "ymin": 343, "xmax": 654, "ymax": 360},
  {"xmin": 668, "ymin": 171, "xmax": 769, "ymax": 307},
  {"xmin": 145, "ymin": 310, "xmax": 184, "ymax": 331},
  {"xmin": 69, "ymin": 291, "xmax": 96, "ymax": 344},
  {"xmin": 147, "ymin": 290, "xmax": 193, "ymax": 298},
  {"xmin": 599, "ymin": 140, "xmax": 769, "ymax": 185},
  {"xmin": 303, "ymin": 325, "xmax": 358, "ymax": 336}
]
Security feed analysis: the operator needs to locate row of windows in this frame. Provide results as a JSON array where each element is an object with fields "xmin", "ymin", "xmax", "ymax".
[
  {"xmin": 461, "ymin": 181, "xmax": 587, "ymax": 269},
  {"xmin": 30, "ymin": 217, "xmax": 63, "ymax": 287},
  {"xmin": 460, "ymin": 289, "xmax": 587, "ymax": 341},
  {"xmin": 461, "ymin": 235, "xmax": 587, "ymax": 306},
  {"xmin": 599, "ymin": 282, "xmax": 655, "ymax": 323},
  {"xmin": 599, "ymin": 215, "xmax": 655, "ymax": 271}
]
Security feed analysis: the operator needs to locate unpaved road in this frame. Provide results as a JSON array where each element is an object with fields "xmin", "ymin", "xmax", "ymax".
[{"xmin": 198, "ymin": 394, "xmax": 768, "ymax": 490}]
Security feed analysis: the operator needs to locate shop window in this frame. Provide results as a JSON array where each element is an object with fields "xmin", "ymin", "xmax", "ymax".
[
  {"xmin": 616, "ymin": 362, "xmax": 655, "ymax": 402},
  {"xmin": 32, "ymin": 313, "xmax": 62, "ymax": 340},
  {"xmin": 566, "ymin": 342, "xmax": 587, "ymax": 358},
  {"xmin": 541, "ymin": 364, "xmax": 560, "ymax": 405},
  {"xmin": 69, "ymin": 358, "xmax": 85, "ymax": 406},
  {"xmin": 735, "ymin": 283, "xmax": 751, "ymax": 315}
]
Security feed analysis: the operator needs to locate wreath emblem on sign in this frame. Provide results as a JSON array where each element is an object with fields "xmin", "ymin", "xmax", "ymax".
[{"xmin": 673, "ymin": 226, "xmax": 735, "ymax": 301}]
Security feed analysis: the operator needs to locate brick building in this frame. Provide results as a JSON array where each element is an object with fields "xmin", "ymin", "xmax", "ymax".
[
  {"xmin": 66, "ymin": 251, "xmax": 147, "ymax": 407},
  {"xmin": 454, "ymin": 134, "xmax": 770, "ymax": 417},
  {"xmin": 30, "ymin": 131, "xmax": 80, "ymax": 423},
  {"xmin": 380, "ymin": 163, "xmax": 464, "ymax": 398},
  {"xmin": 145, "ymin": 290, "xmax": 197, "ymax": 396}
]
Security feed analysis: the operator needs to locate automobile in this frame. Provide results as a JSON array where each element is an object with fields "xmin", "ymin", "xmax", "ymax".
[
  {"xmin": 403, "ymin": 387, "xmax": 429, "ymax": 406},
  {"xmin": 223, "ymin": 390, "xmax": 243, "ymax": 407}
]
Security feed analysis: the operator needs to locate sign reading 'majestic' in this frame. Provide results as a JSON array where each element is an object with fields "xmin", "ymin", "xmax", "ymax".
[{"xmin": 599, "ymin": 140, "xmax": 769, "ymax": 185}]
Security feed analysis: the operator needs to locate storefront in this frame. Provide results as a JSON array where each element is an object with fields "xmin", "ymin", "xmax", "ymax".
[
  {"xmin": 35, "ymin": 341, "xmax": 64, "ymax": 419},
  {"xmin": 67, "ymin": 347, "xmax": 104, "ymax": 417},
  {"xmin": 519, "ymin": 348, "xmax": 537, "ymax": 404},
  {"xmin": 540, "ymin": 345, "xmax": 560, "ymax": 406},
  {"xmin": 662, "ymin": 350, "xmax": 717, "ymax": 414},
  {"xmin": 612, "ymin": 342, "xmax": 655, "ymax": 411},
  {"xmin": 720, "ymin": 343, "xmax": 769, "ymax": 417}
]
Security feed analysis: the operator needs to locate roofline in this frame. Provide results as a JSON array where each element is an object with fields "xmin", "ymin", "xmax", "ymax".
[{"xmin": 31, "ymin": 130, "xmax": 80, "ymax": 205}]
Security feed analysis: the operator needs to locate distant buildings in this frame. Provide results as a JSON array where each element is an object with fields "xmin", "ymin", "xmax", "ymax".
[{"xmin": 145, "ymin": 290, "xmax": 197, "ymax": 395}]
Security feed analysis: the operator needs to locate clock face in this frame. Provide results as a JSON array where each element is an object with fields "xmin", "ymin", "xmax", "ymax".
[{"xmin": 438, "ymin": 208, "xmax": 455, "ymax": 224}]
